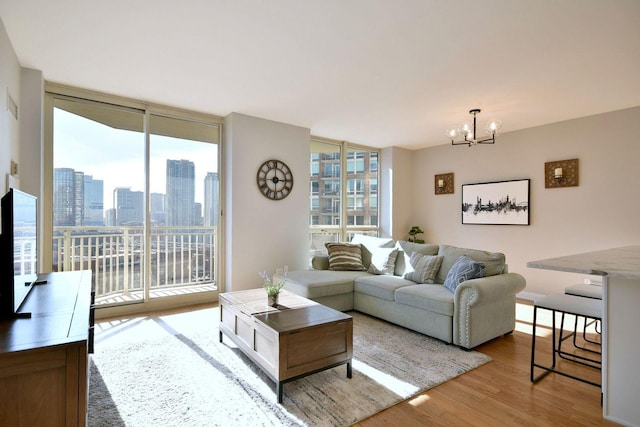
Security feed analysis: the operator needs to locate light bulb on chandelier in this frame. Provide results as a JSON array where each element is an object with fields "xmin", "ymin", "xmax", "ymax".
[{"xmin": 446, "ymin": 109, "xmax": 502, "ymax": 147}]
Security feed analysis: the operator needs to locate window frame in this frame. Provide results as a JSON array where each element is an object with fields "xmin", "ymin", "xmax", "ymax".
[{"xmin": 43, "ymin": 82, "xmax": 223, "ymax": 316}]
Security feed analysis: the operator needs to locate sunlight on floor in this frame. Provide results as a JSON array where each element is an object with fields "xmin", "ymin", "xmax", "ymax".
[
  {"xmin": 352, "ymin": 359, "xmax": 420, "ymax": 397},
  {"xmin": 515, "ymin": 300, "xmax": 600, "ymax": 339},
  {"xmin": 408, "ymin": 394, "xmax": 431, "ymax": 406}
]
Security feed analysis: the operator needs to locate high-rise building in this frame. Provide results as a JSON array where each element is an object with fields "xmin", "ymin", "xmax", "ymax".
[
  {"xmin": 309, "ymin": 150, "xmax": 378, "ymax": 227},
  {"xmin": 204, "ymin": 172, "xmax": 219, "ymax": 227},
  {"xmin": 54, "ymin": 168, "xmax": 106, "ymax": 227},
  {"xmin": 53, "ymin": 168, "xmax": 76, "ymax": 226},
  {"xmin": 73, "ymin": 171, "xmax": 85, "ymax": 226},
  {"xmin": 150, "ymin": 192, "xmax": 165, "ymax": 225},
  {"xmin": 113, "ymin": 187, "xmax": 143, "ymax": 225},
  {"xmin": 195, "ymin": 202, "xmax": 203, "ymax": 226},
  {"xmin": 83, "ymin": 175, "xmax": 104, "ymax": 225},
  {"xmin": 166, "ymin": 159, "xmax": 195, "ymax": 227}
]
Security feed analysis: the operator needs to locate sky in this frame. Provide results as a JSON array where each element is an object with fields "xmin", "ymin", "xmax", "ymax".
[{"xmin": 53, "ymin": 108, "xmax": 219, "ymax": 210}]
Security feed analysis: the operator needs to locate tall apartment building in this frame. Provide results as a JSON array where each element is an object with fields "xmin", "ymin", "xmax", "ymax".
[
  {"xmin": 204, "ymin": 172, "xmax": 219, "ymax": 227},
  {"xmin": 113, "ymin": 187, "xmax": 144, "ymax": 226},
  {"xmin": 150, "ymin": 192, "xmax": 165, "ymax": 225},
  {"xmin": 166, "ymin": 159, "xmax": 195, "ymax": 227},
  {"xmin": 53, "ymin": 168, "xmax": 76, "ymax": 226},
  {"xmin": 309, "ymin": 151, "xmax": 378, "ymax": 227},
  {"xmin": 83, "ymin": 175, "xmax": 104, "ymax": 225},
  {"xmin": 54, "ymin": 168, "xmax": 105, "ymax": 226}
]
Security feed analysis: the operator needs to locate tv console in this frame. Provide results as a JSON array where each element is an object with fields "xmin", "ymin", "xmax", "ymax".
[{"xmin": 0, "ymin": 270, "xmax": 93, "ymax": 426}]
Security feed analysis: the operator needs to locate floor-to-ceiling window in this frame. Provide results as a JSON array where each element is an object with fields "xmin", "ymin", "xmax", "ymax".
[
  {"xmin": 309, "ymin": 138, "xmax": 380, "ymax": 257},
  {"xmin": 46, "ymin": 86, "xmax": 221, "ymax": 310}
]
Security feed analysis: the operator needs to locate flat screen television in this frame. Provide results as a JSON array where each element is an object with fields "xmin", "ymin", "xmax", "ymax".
[{"xmin": 0, "ymin": 188, "xmax": 39, "ymax": 319}]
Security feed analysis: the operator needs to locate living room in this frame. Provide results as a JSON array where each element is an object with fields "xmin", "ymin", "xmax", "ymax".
[{"xmin": 1, "ymin": 1, "xmax": 639, "ymax": 425}]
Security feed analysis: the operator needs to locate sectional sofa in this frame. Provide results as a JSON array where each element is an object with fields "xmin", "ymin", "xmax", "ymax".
[{"xmin": 277, "ymin": 235, "xmax": 526, "ymax": 349}]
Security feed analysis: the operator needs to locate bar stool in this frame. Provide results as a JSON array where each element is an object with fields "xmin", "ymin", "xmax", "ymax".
[
  {"xmin": 531, "ymin": 293, "xmax": 602, "ymax": 387},
  {"xmin": 564, "ymin": 283, "xmax": 602, "ymax": 347}
]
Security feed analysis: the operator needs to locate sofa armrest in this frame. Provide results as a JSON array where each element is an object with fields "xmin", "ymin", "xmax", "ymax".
[
  {"xmin": 312, "ymin": 255, "xmax": 330, "ymax": 270},
  {"xmin": 454, "ymin": 272, "xmax": 526, "ymax": 305},
  {"xmin": 452, "ymin": 272, "xmax": 526, "ymax": 349}
]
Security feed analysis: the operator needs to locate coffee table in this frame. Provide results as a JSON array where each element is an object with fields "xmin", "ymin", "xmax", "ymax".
[{"xmin": 219, "ymin": 289, "xmax": 353, "ymax": 403}]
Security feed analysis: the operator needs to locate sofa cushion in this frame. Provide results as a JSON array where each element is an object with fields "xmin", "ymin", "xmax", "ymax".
[
  {"xmin": 312, "ymin": 255, "xmax": 330, "ymax": 270},
  {"xmin": 443, "ymin": 255, "xmax": 486, "ymax": 292},
  {"xmin": 404, "ymin": 253, "xmax": 444, "ymax": 284},
  {"xmin": 368, "ymin": 247, "xmax": 399, "ymax": 275},
  {"xmin": 325, "ymin": 242, "xmax": 366, "ymax": 271},
  {"xmin": 351, "ymin": 234, "xmax": 394, "ymax": 269},
  {"xmin": 394, "ymin": 240, "xmax": 440, "ymax": 276},
  {"xmin": 282, "ymin": 270, "xmax": 369, "ymax": 299},
  {"xmin": 354, "ymin": 275, "xmax": 415, "ymax": 302},
  {"xmin": 436, "ymin": 245, "xmax": 505, "ymax": 283},
  {"xmin": 394, "ymin": 284, "xmax": 455, "ymax": 316}
]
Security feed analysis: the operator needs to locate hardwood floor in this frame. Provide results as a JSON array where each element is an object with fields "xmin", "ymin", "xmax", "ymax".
[{"xmin": 355, "ymin": 299, "xmax": 618, "ymax": 426}]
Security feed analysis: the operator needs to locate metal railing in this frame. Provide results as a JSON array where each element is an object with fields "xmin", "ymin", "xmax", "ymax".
[{"xmin": 52, "ymin": 225, "xmax": 217, "ymax": 304}]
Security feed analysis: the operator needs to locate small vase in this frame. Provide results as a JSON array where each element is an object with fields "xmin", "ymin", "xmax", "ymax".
[{"xmin": 268, "ymin": 293, "xmax": 279, "ymax": 308}]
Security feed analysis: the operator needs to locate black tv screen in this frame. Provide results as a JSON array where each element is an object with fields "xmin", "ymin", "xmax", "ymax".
[{"xmin": 0, "ymin": 188, "xmax": 38, "ymax": 317}]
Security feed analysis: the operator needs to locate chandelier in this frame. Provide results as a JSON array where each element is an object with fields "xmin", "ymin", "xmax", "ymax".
[{"xmin": 446, "ymin": 109, "xmax": 502, "ymax": 147}]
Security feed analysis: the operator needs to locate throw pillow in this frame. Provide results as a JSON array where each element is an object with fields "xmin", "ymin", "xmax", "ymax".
[
  {"xmin": 394, "ymin": 240, "xmax": 440, "ymax": 276},
  {"xmin": 404, "ymin": 253, "xmax": 444, "ymax": 284},
  {"xmin": 443, "ymin": 255, "xmax": 486, "ymax": 292},
  {"xmin": 436, "ymin": 245, "xmax": 505, "ymax": 284},
  {"xmin": 368, "ymin": 247, "xmax": 399, "ymax": 275},
  {"xmin": 325, "ymin": 242, "xmax": 366, "ymax": 271},
  {"xmin": 351, "ymin": 234, "xmax": 395, "ymax": 269}
]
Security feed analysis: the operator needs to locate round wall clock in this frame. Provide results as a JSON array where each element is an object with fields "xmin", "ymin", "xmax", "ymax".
[{"xmin": 256, "ymin": 159, "xmax": 294, "ymax": 200}]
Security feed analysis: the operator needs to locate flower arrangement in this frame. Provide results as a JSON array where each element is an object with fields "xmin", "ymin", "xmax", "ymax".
[{"xmin": 260, "ymin": 269, "xmax": 287, "ymax": 297}]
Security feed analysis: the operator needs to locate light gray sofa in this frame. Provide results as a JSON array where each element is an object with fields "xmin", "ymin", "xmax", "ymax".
[{"xmin": 278, "ymin": 237, "xmax": 526, "ymax": 349}]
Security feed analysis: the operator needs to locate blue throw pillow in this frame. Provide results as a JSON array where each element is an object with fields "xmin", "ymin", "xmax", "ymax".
[{"xmin": 443, "ymin": 255, "xmax": 485, "ymax": 292}]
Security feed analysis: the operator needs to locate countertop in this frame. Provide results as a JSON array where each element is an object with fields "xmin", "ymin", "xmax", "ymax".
[{"xmin": 527, "ymin": 245, "xmax": 640, "ymax": 279}]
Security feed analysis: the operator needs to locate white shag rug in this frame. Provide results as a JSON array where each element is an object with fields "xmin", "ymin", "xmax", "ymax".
[{"xmin": 88, "ymin": 310, "xmax": 491, "ymax": 426}]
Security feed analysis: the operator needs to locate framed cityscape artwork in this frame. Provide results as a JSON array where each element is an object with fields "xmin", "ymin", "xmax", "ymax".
[{"xmin": 461, "ymin": 179, "xmax": 530, "ymax": 225}]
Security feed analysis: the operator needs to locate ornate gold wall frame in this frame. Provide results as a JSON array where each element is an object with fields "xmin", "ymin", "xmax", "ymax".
[
  {"xmin": 435, "ymin": 173, "xmax": 454, "ymax": 195},
  {"xmin": 545, "ymin": 159, "xmax": 579, "ymax": 188}
]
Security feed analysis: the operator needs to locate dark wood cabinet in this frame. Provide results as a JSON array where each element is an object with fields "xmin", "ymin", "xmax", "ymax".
[{"xmin": 0, "ymin": 270, "xmax": 92, "ymax": 426}]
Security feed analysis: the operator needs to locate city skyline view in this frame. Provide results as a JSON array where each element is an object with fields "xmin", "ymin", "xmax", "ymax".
[
  {"xmin": 53, "ymin": 108, "xmax": 219, "ymax": 212},
  {"xmin": 54, "ymin": 163, "xmax": 219, "ymax": 227}
]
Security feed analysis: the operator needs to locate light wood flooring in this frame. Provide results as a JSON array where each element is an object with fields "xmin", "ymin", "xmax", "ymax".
[{"xmin": 355, "ymin": 299, "xmax": 618, "ymax": 427}]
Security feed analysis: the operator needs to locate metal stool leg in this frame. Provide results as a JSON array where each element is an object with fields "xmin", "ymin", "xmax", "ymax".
[
  {"xmin": 531, "ymin": 303, "xmax": 601, "ymax": 388},
  {"xmin": 557, "ymin": 313, "xmax": 601, "ymax": 367}
]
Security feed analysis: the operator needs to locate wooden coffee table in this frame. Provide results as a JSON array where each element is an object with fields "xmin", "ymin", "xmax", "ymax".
[{"xmin": 219, "ymin": 289, "xmax": 353, "ymax": 403}]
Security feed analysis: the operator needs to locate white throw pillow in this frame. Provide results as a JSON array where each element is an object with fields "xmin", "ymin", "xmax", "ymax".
[
  {"xmin": 351, "ymin": 234, "xmax": 395, "ymax": 269},
  {"xmin": 368, "ymin": 247, "xmax": 399, "ymax": 275}
]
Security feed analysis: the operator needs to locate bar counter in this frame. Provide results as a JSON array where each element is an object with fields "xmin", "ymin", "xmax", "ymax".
[{"xmin": 528, "ymin": 245, "xmax": 640, "ymax": 426}]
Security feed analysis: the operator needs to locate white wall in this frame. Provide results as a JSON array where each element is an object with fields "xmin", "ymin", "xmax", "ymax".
[
  {"xmin": 0, "ymin": 17, "xmax": 20, "ymax": 194},
  {"xmin": 380, "ymin": 146, "xmax": 413, "ymax": 240},
  {"xmin": 19, "ymin": 68, "xmax": 44, "ymax": 198},
  {"xmin": 409, "ymin": 107, "xmax": 640, "ymax": 297},
  {"xmin": 223, "ymin": 113, "xmax": 310, "ymax": 292}
]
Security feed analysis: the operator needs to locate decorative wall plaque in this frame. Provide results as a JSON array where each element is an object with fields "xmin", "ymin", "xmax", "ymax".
[
  {"xmin": 435, "ymin": 173, "xmax": 454, "ymax": 195},
  {"xmin": 545, "ymin": 158, "xmax": 579, "ymax": 188}
]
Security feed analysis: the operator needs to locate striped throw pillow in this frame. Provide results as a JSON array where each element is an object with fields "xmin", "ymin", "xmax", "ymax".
[
  {"xmin": 325, "ymin": 242, "xmax": 366, "ymax": 271},
  {"xmin": 404, "ymin": 253, "xmax": 444, "ymax": 284}
]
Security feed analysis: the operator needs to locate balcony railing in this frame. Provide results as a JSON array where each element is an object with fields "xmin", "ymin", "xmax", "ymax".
[{"xmin": 52, "ymin": 225, "xmax": 217, "ymax": 305}]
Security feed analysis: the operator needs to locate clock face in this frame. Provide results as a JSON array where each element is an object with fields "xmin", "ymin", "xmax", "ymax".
[{"xmin": 256, "ymin": 159, "xmax": 294, "ymax": 200}]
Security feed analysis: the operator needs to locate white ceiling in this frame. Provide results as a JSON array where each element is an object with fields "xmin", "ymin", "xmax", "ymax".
[{"xmin": 1, "ymin": 0, "xmax": 639, "ymax": 149}]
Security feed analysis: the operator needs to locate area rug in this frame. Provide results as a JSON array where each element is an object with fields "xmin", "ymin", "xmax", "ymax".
[{"xmin": 88, "ymin": 311, "xmax": 491, "ymax": 426}]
